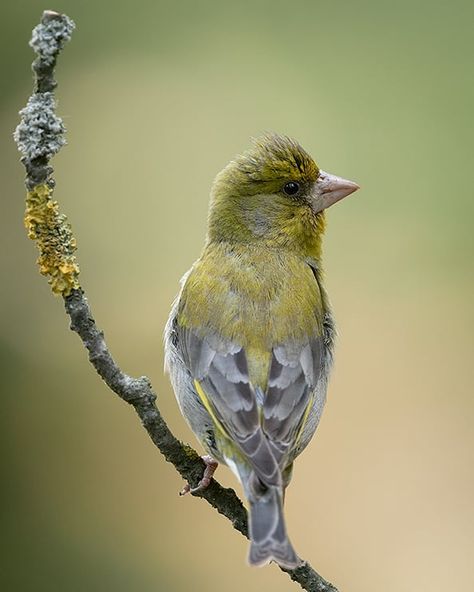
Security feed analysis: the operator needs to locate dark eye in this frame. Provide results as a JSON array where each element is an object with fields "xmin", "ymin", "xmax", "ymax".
[{"xmin": 283, "ymin": 181, "xmax": 300, "ymax": 196}]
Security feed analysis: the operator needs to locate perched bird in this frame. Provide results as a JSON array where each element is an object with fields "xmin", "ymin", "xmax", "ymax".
[{"xmin": 165, "ymin": 134, "xmax": 359, "ymax": 568}]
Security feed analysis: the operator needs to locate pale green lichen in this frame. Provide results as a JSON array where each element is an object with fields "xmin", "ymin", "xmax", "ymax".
[
  {"xmin": 25, "ymin": 183, "xmax": 80, "ymax": 295},
  {"xmin": 14, "ymin": 92, "xmax": 66, "ymax": 160},
  {"xmin": 30, "ymin": 12, "xmax": 75, "ymax": 66}
]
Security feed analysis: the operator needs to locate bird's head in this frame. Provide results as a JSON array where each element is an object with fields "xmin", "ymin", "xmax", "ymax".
[{"xmin": 207, "ymin": 134, "xmax": 359, "ymax": 253}]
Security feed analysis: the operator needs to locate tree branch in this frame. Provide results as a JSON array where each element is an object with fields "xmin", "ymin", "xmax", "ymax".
[{"xmin": 14, "ymin": 11, "xmax": 339, "ymax": 592}]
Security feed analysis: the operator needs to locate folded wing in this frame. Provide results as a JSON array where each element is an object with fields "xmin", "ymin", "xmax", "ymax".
[{"xmin": 179, "ymin": 326, "xmax": 323, "ymax": 484}]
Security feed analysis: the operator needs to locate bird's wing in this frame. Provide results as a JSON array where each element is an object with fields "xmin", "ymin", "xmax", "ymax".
[
  {"xmin": 263, "ymin": 338, "xmax": 323, "ymax": 465},
  {"xmin": 178, "ymin": 324, "xmax": 324, "ymax": 483},
  {"xmin": 178, "ymin": 326, "xmax": 281, "ymax": 487}
]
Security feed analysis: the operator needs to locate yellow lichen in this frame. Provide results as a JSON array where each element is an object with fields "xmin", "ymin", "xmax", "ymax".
[{"xmin": 24, "ymin": 183, "xmax": 80, "ymax": 295}]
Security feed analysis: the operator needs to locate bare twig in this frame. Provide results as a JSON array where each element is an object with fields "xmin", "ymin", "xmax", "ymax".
[{"xmin": 14, "ymin": 11, "xmax": 339, "ymax": 592}]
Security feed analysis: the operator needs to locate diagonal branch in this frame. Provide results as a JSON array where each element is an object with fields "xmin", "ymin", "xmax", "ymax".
[{"xmin": 13, "ymin": 11, "xmax": 339, "ymax": 592}]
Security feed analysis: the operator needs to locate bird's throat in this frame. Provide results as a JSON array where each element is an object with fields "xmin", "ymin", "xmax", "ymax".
[{"xmin": 207, "ymin": 196, "xmax": 325, "ymax": 260}]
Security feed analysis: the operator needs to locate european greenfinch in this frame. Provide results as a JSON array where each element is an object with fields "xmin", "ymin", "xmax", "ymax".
[{"xmin": 165, "ymin": 134, "xmax": 359, "ymax": 568}]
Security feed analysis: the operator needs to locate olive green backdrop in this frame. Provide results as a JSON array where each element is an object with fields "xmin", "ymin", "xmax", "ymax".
[{"xmin": 1, "ymin": 1, "xmax": 473, "ymax": 591}]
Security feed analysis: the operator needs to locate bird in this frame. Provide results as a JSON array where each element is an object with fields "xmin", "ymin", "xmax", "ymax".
[{"xmin": 164, "ymin": 133, "xmax": 359, "ymax": 569}]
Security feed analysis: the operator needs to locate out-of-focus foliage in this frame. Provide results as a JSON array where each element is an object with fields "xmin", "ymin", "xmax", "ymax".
[{"xmin": 1, "ymin": 1, "xmax": 473, "ymax": 591}]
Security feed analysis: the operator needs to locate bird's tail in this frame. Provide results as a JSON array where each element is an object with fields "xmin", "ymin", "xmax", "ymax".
[{"xmin": 247, "ymin": 483, "xmax": 300, "ymax": 569}]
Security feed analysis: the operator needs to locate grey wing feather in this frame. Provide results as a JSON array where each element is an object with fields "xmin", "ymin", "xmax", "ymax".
[
  {"xmin": 263, "ymin": 338, "xmax": 323, "ymax": 464},
  {"xmin": 177, "ymin": 325, "xmax": 326, "ymax": 483},
  {"xmin": 179, "ymin": 327, "xmax": 281, "ymax": 487}
]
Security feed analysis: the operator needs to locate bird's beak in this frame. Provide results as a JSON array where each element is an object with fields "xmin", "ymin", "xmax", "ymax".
[{"xmin": 312, "ymin": 170, "xmax": 360, "ymax": 213}]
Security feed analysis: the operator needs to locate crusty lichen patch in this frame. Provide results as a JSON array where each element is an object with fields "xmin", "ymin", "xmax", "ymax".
[
  {"xmin": 14, "ymin": 92, "xmax": 66, "ymax": 161},
  {"xmin": 25, "ymin": 183, "xmax": 80, "ymax": 295}
]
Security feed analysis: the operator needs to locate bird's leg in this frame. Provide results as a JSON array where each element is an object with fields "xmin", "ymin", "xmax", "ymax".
[{"xmin": 179, "ymin": 455, "xmax": 219, "ymax": 496}]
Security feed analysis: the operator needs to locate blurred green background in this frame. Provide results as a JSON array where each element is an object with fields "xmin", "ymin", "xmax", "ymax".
[{"xmin": 1, "ymin": 1, "xmax": 473, "ymax": 591}]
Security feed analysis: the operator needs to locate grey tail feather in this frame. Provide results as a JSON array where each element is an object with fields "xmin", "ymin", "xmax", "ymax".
[{"xmin": 247, "ymin": 484, "xmax": 300, "ymax": 569}]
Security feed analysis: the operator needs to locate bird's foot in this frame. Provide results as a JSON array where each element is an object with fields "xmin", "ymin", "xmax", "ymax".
[{"xmin": 179, "ymin": 455, "xmax": 218, "ymax": 496}]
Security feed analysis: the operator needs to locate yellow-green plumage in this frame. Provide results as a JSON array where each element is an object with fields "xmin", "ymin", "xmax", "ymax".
[
  {"xmin": 165, "ymin": 133, "xmax": 359, "ymax": 569},
  {"xmin": 179, "ymin": 243, "xmax": 324, "ymax": 387},
  {"xmin": 179, "ymin": 135, "xmax": 327, "ymax": 388}
]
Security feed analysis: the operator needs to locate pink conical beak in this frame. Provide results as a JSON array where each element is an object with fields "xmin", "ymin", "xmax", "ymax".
[{"xmin": 313, "ymin": 170, "xmax": 360, "ymax": 212}]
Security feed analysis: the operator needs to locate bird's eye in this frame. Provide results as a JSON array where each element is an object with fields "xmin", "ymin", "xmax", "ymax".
[{"xmin": 283, "ymin": 181, "xmax": 300, "ymax": 196}]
